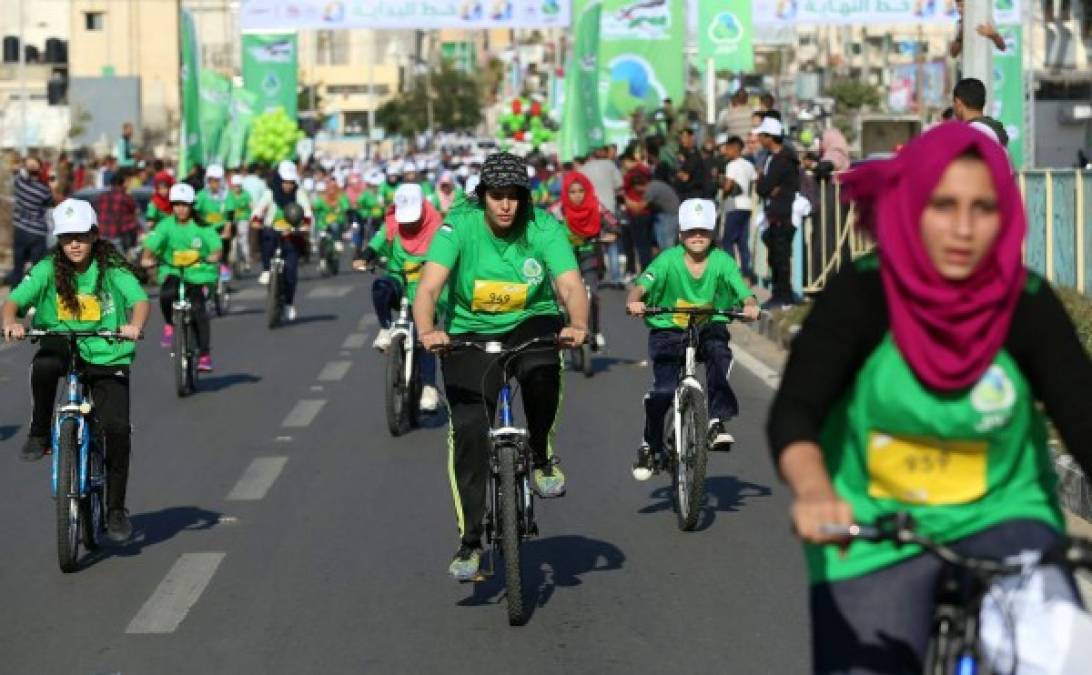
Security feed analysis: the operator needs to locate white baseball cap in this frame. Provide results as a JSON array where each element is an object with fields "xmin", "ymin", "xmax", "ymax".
[
  {"xmin": 393, "ymin": 183, "xmax": 424, "ymax": 223},
  {"xmin": 386, "ymin": 163, "xmax": 403, "ymax": 177},
  {"xmin": 403, "ymin": 161, "xmax": 418, "ymax": 173},
  {"xmin": 755, "ymin": 117, "xmax": 784, "ymax": 138},
  {"xmin": 52, "ymin": 198, "xmax": 98, "ymax": 236},
  {"xmin": 277, "ymin": 160, "xmax": 299, "ymax": 183},
  {"xmin": 205, "ymin": 164, "xmax": 225, "ymax": 180},
  {"xmin": 169, "ymin": 182, "xmax": 196, "ymax": 204},
  {"xmin": 464, "ymin": 174, "xmax": 481, "ymax": 198},
  {"xmin": 678, "ymin": 199, "xmax": 717, "ymax": 232},
  {"xmin": 365, "ymin": 171, "xmax": 384, "ymax": 187},
  {"xmin": 715, "ymin": 133, "xmax": 730, "ymax": 146},
  {"xmin": 230, "ymin": 174, "xmax": 244, "ymax": 187},
  {"xmin": 315, "ymin": 181, "xmax": 327, "ymax": 193}
]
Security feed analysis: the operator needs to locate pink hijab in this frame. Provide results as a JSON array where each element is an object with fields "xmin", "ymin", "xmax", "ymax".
[{"xmin": 840, "ymin": 123, "xmax": 1026, "ymax": 392}]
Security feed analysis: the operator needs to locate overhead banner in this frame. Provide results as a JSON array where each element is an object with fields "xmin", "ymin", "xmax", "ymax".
[
  {"xmin": 242, "ymin": 33, "xmax": 298, "ymax": 119},
  {"xmin": 558, "ymin": 0, "xmax": 605, "ymax": 161},
  {"xmin": 698, "ymin": 1, "xmax": 754, "ymax": 72},
  {"xmin": 179, "ymin": 9, "xmax": 202, "ymax": 177},
  {"xmin": 753, "ymin": 0, "xmax": 1021, "ymax": 26},
  {"xmin": 599, "ymin": 0, "xmax": 685, "ymax": 145},
  {"xmin": 239, "ymin": 0, "xmax": 570, "ymax": 30},
  {"xmin": 199, "ymin": 70, "xmax": 232, "ymax": 165}
]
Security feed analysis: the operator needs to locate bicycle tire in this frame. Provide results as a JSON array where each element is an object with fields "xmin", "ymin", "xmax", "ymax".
[
  {"xmin": 172, "ymin": 310, "xmax": 190, "ymax": 397},
  {"xmin": 407, "ymin": 349, "xmax": 421, "ymax": 428},
  {"xmin": 186, "ymin": 321, "xmax": 199, "ymax": 392},
  {"xmin": 56, "ymin": 418, "xmax": 81, "ymax": 573},
  {"xmin": 329, "ymin": 249, "xmax": 340, "ymax": 276},
  {"xmin": 673, "ymin": 386, "xmax": 709, "ymax": 531},
  {"xmin": 570, "ymin": 346, "xmax": 584, "ymax": 372},
  {"xmin": 79, "ymin": 444, "xmax": 104, "ymax": 551},
  {"xmin": 581, "ymin": 343, "xmax": 593, "ymax": 378},
  {"xmin": 497, "ymin": 443, "xmax": 526, "ymax": 626},
  {"xmin": 266, "ymin": 268, "xmax": 281, "ymax": 329},
  {"xmin": 385, "ymin": 335, "xmax": 410, "ymax": 436}
]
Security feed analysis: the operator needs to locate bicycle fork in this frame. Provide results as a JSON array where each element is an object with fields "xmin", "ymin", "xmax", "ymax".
[{"xmin": 51, "ymin": 373, "xmax": 90, "ymax": 499}]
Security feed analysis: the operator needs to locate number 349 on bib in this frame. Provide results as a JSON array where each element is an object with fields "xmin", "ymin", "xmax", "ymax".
[{"xmin": 471, "ymin": 280, "xmax": 528, "ymax": 313}]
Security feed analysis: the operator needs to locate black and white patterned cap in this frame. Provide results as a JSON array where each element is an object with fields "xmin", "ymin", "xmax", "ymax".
[{"xmin": 478, "ymin": 152, "xmax": 530, "ymax": 193}]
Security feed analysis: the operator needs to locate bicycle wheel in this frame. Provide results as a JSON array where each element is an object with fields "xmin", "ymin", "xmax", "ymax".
[
  {"xmin": 672, "ymin": 386, "xmax": 709, "ymax": 531},
  {"xmin": 581, "ymin": 343, "xmax": 594, "ymax": 378},
  {"xmin": 56, "ymin": 418, "xmax": 81, "ymax": 573},
  {"xmin": 385, "ymin": 335, "xmax": 410, "ymax": 436},
  {"xmin": 266, "ymin": 267, "xmax": 281, "ymax": 329},
  {"xmin": 570, "ymin": 346, "xmax": 584, "ymax": 372},
  {"xmin": 79, "ymin": 443, "xmax": 104, "ymax": 551},
  {"xmin": 172, "ymin": 311, "xmax": 190, "ymax": 397},
  {"xmin": 329, "ymin": 247, "xmax": 340, "ymax": 276},
  {"xmin": 186, "ymin": 321, "xmax": 199, "ymax": 391},
  {"xmin": 497, "ymin": 443, "xmax": 526, "ymax": 626}
]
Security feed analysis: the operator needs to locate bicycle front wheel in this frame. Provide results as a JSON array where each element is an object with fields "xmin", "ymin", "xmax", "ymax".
[
  {"xmin": 266, "ymin": 268, "xmax": 281, "ymax": 329},
  {"xmin": 385, "ymin": 335, "xmax": 410, "ymax": 436},
  {"xmin": 497, "ymin": 443, "xmax": 526, "ymax": 626},
  {"xmin": 56, "ymin": 418, "xmax": 81, "ymax": 573},
  {"xmin": 672, "ymin": 386, "xmax": 709, "ymax": 531},
  {"xmin": 172, "ymin": 311, "xmax": 190, "ymax": 397},
  {"xmin": 79, "ymin": 444, "xmax": 105, "ymax": 551}
]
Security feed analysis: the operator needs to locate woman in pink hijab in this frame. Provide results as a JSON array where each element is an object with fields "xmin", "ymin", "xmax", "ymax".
[{"xmin": 768, "ymin": 123, "xmax": 1092, "ymax": 673}]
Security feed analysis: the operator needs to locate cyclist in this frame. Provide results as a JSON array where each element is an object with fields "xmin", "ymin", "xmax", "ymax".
[
  {"xmin": 627, "ymin": 198, "xmax": 759, "ymax": 480},
  {"xmin": 380, "ymin": 165, "xmax": 401, "ymax": 206},
  {"xmin": 194, "ymin": 164, "xmax": 233, "ymax": 282},
  {"xmin": 767, "ymin": 124, "xmax": 1092, "ymax": 673},
  {"xmin": 361, "ymin": 183, "xmax": 443, "ymax": 412},
  {"xmin": 140, "ymin": 183, "xmax": 221, "ymax": 371},
  {"xmin": 251, "ymin": 160, "xmax": 312, "ymax": 321},
  {"xmin": 353, "ymin": 170, "xmax": 386, "ymax": 253},
  {"xmin": 311, "ymin": 179, "xmax": 350, "ymax": 250},
  {"xmin": 433, "ymin": 170, "xmax": 461, "ymax": 217},
  {"xmin": 1, "ymin": 199, "xmax": 149, "ymax": 542},
  {"xmin": 227, "ymin": 174, "xmax": 252, "ymax": 274},
  {"xmin": 145, "ymin": 170, "xmax": 174, "ymax": 228},
  {"xmin": 413, "ymin": 152, "xmax": 590, "ymax": 581}
]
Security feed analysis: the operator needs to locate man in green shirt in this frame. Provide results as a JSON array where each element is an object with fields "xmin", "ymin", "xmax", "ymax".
[{"xmin": 626, "ymin": 198, "xmax": 760, "ymax": 478}]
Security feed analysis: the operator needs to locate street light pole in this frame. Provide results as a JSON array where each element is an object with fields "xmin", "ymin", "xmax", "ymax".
[
  {"xmin": 961, "ymin": 0, "xmax": 993, "ymax": 95},
  {"xmin": 17, "ymin": 0, "xmax": 27, "ymax": 154}
]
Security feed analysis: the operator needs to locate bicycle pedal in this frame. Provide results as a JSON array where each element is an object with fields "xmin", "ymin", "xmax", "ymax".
[{"xmin": 467, "ymin": 570, "xmax": 492, "ymax": 583}]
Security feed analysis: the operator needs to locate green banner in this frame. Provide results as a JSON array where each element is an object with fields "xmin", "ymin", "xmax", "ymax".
[
  {"xmin": 993, "ymin": 25, "xmax": 1024, "ymax": 169},
  {"xmin": 698, "ymin": 1, "xmax": 753, "ymax": 73},
  {"xmin": 199, "ymin": 70, "xmax": 232, "ymax": 165},
  {"xmin": 598, "ymin": 0, "xmax": 686, "ymax": 145},
  {"xmin": 559, "ymin": 0, "xmax": 605, "ymax": 162},
  {"xmin": 179, "ymin": 9, "xmax": 202, "ymax": 176},
  {"xmin": 222, "ymin": 88, "xmax": 259, "ymax": 168},
  {"xmin": 242, "ymin": 33, "xmax": 298, "ymax": 119}
]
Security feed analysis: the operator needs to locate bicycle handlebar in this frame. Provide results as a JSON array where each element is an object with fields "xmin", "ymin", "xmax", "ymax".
[
  {"xmin": 26, "ymin": 329, "xmax": 143, "ymax": 341},
  {"xmin": 642, "ymin": 306, "xmax": 753, "ymax": 321},
  {"xmin": 428, "ymin": 334, "xmax": 560, "ymax": 357}
]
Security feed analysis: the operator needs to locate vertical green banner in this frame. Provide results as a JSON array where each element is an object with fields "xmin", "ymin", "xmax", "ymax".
[
  {"xmin": 199, "ymin": 70, "xmax": 232, "ymax": 165},
  {"xmin": 599, "ymin": 0, "xmax": 686, "ymax": 145},
  {"xmin": 223, "ymin": 88, "xmax": 259, "ymax": 168},
  {"xmin": 698, "ymin": 1, "xmax": 753, "ymax": 72},
  {"xmin": 179, "ymin": 8, "xmax": 202, "ymax": 176},
  {"xmin": 559, "ymin": 0, "xmax": 605, "ymax": 161},
  {"xmin": 993, "ymin": 25, "xmax": 1024, "ymax": 169},
  {"xmin": 242, "ymin": 33, "xmax": 298, "ymax": 119}
]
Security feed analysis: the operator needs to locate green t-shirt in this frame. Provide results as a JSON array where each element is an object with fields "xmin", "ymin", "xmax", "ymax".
[
  {"xmin": 145, "ymin": 201, "xmax": 172, "ymax": 227},
  {"xmin": 312, "ymin": 194, "xmax": 351, "ymax": 231},
  {"xmin": 356, "ymin": 190, "xmax": 385, "ymax": 219},
  {"xmin": 143, "ymin": 216, "xmax": 223, "ymax": 285},
  {"xmin": 379, "ymin": 183, "xmax": 398, "ymax": 206},
  {"xmin": 635, "ymin": 246, "xmax": 754, "ymax": 330},
  {"xmin": 8, "ymin": 257, "xmax": 148, "ymax": 365},
  {"xmin": 194, "ymin": 188, "xmax": 231, "ymax": 233},
  {"xmin": 808, "ymin": 333, "xmax": 1063, "ymax": 584},
  {"xmin": 228, "ymin": 189, "xmax": 251, "ymax": 222},
  {"xmin": 427, "ymin": 204, "xmax": 577, "ymax": 335}
]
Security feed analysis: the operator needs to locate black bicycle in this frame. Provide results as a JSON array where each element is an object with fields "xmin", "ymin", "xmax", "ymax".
[
  {"xmin": 316, "ymin": 227, "xmax": 340, "ymax": 277},
  {"xmin": 167, "ymin": 263, "xmax": 201, "ymax": 397},
  {"xmin": 385, "ymin": 296, "xmax": 421, "ymax": 436},
  {"xmin": 266, "ymin": 227, "xmax": 305, "ymax": 329},
  {"xmin": 823, "ymin": 512, "xmax": 1092, "ymax": 674}
]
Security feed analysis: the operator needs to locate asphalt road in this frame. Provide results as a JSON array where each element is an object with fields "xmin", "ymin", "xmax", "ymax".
[{"xmin": 0, "ymin": 259, "xmax": 810, "ymax": 674}]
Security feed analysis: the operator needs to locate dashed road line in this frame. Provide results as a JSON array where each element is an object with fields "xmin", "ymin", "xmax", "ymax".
[
  {"xmin": 233, "ymin": 288, "xmax": 266, "ymax": 302},
  {"xmin": 125, "ymin": 553, "xmax": 225, "ymax": 634},
  {"xmin": 317, "ymin": 360, "xmax": 352, "ymax": 382},
  {"xmin": 732, "ymin": 344, "xmax": 780, "ymax": 390},
  {"xmin": 226, "ymin": 457, "xmax": 288, "ymax": 501},
  {"xmin": 342, "ymin": 333, "xmax": 367, "ymax": 349},
  {"xmin": 281, "ymin": 399, "xmax": 326, "ymax": 427},
  {"xmin": 307, "ymin": 286, "xmax": 352, "ymax": 299}
]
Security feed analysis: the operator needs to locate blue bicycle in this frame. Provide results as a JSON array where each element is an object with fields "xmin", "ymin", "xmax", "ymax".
[{"xmin": 28, "ymin": 328, "xmax": 137, "ymax": 572}]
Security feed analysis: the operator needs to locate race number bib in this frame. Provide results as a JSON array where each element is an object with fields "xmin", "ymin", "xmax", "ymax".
[
  {"xmin": 56, "ymin": 294, "xmax": 102, "ymax": 322},
  {"xmin": 672, "ymin": 299, "xmax": 711, "ymax": 329},
  {"xmin": 867, "ymin": 432, "xmax": 988, "ymax": 505},
  {"xmin": 172, "ymin": 249, "xmax": 200, "ymax": 266},
  {"xmin": 325, "ymin": 213, "xmax": 337, "ymax": 224},
  {"xmin": 404, "ymin": 261, "xmax": 424, "ymax": 283},
  {"xmin": 205, "ymin": 212, "xmax": 223, "ymax": 224},
  {"xmin": 274, "ymin": 219, "xmax": 290, "ymax": 232},
  {"xmin": 471, "ymin": 280, "xmax": 529, "ymax": 313}
]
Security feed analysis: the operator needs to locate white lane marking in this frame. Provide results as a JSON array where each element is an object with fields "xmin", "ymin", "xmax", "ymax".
[
  {"xmin": 340, "ymin": 351, "xmax": 352, "ymax": 358},
  {"xmin": 310, "ymin": 385, "xmax": 324, "ymax": 392},
  {"xmin": 307, "ymin": 286, "xmax": 352, "ymax": 299},
  {"xmin": 281, "ymin": 399, "xmax": 326, "ymax": 427},
  {"xmin": 233, "ymin": 288, "xmax": 265, "ymax": 301},
  {"xmin": 342, "ymin": 333, "xmax": 367, "ymax": 349},
  {"xmin": 1079, "ymin": 572, "xmax": 1092, "ymax": 607},
  {"xmin": 732, "ymin": 344, "xmax": 781, "ymax": 390},
  {"xmin": 317, "ymin": 360, "xmax": 352, "ymax": 382},
  {"xmin": 226, "ymin": 457, "xmax": 288, "ymax": 501},
  {"xmin": 275, "ymin": 436, "xmax": 293, "ymax": 443},
  {"xmin": 125, "ymin": 553, "xmax": 225, "ymax": 634}
]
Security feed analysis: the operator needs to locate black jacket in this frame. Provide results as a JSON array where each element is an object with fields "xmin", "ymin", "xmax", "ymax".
[{"xmin": 756, "ymin": 144, "xmax": 800, "ymax": 220}]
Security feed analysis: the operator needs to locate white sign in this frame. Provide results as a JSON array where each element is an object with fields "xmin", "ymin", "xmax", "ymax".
[
  {"xmin": 753, "ymin": 0, "xmax": 1021, "ymax": 27},
  {"xmin": 240, "ymin": 0, "xmax": 570, "ymax": 31}
]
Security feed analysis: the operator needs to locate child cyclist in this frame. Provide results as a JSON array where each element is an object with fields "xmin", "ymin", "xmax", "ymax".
[
  {"xmin": 140, "ymin": 183, "xmax": 222, "ymax": 371},
  {"xmin": 228, "ymin": 174, "xmax": 252, "ymax": 274},
  {"xmin": 194, "ymin": 164, "xmax": 233, "ymax": 282},
  {"xmin": 1, "ymin": 199, "xmax": 149, "ymax": 542},
  {"xmin": 626, "ymin": 198, "xmax": 760, "ymax": 480},
  {"xmin": 146, "ymin": 171, "xmax": 174, "ymax": 228}
]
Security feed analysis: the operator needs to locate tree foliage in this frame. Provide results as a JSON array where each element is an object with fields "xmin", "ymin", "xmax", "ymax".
[
  {"xmin": 376, "ymin": 59, "xmax": 483, "ymax": 137},
  {"xmin": 829, "ymin": 79, "xmax": 881, "ymax": 111}
]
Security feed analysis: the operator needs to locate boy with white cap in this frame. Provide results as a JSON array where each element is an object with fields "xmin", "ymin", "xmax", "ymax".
[
  {"xmin": 626, "ymin": 198, "xmax": 760, "ymax": 480},
  {"xmin": 227, "ymin": 174, "xmax": 252, "ymax": 274},
  {"xmin": 250, "ymin": 160, "xmax": 313, "ymax": 320},
  {"xmin": 194, "ymin": 164, "xmax": 233, "ymax": 282}
]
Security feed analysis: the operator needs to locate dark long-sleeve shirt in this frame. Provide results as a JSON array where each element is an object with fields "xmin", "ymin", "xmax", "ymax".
[
  {"xmin": 756, "ymin": 145, "xmax": 800, "ymax": 221},
  {"xmin": 13, "ymin": 173, "xmax": 54, "ymax": 236}
]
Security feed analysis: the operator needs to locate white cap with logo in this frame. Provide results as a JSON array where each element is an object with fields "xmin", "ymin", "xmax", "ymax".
[
  {"xmin": 206, "ymin": 164, "xmax": 225, "ymax": 180},
  {"xmin": 277, "ymin": 160, "xmax": 299, "ymax": 183},
  {"xmin": 393, "ymin": 183, "xmax": 424, "ymax": 223},
  {"xmin": 678, "ymin": 198, "xmax": 717, "ymax": 232},
  {"xmin": 754, "ymin": 117, "xmax": 784, "ymax": 138},
  {"xmin": 169, "ymin": 182, "xmax": 196, "ymax": 204},
  {"xmin": 230, "ymin": 174, "xmax": 244, "ymax": 187},
  {"xmin": 52, "ymin": 198, "xmax": 98, "ymax": 236}
]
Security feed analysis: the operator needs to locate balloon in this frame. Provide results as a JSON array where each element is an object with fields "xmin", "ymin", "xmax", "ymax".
[
  {"xmin": 530, "ymin": 101, "xmax": 542, "ymax": 117},
  {"xmin": 514, "ymin": 130, "xmax": 525, "ymax": 142},
  {"xmin": 512, "ymin": 99, "xmax": 522, "ymax": 115}
]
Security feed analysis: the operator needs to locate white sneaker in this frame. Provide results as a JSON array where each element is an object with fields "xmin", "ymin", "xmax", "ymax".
[
  {"xmin": 595, "ymin": 333, "xmax": 607, "ymax": 349},
  {"xmin": 709, "ymin": 419, "xmax": 735, "ymax": 448},
  {"xmin": 334, "ymin": 241, "xmax": 344, "ymax": 252},
  {"xmin": 372, "ymin": 328, "xmax": 392, "ymax": 351},
  {"xmin": 284, "ymin": 305, "xmax": 298, "ymax": 321},
  {"xmin": 419, "ymin": 385, "xmax": 440, "ymax": 412},
  {"xmin": 258, "ymin": 271, "xmax": 270, "ymax": 285}
]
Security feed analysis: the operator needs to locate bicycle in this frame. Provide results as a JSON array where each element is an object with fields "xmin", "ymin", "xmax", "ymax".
[
  {"xmin": 265, "ymin": 227, "xmax": 304, "ymax": 329},
  {"xmin": 210, "ymin": 272, "xmax": 231, "ymax": 317},
  {"xmin": 641, "ymin": 306, "xmax": 747, "ymax": 531},
  {"xmin": 385, "ymin": 295, "xmax": 421, "ymax": 436},
  {"xmin": 230, "ymin": 224, "xmax": 251, "ymax": 279},
  {"xmin": 167, "ymin": 261, "xmax": 202, "ymax": 397},
  {"xmin": 443, "ymin": 335, "xmax": 559, "ymax": 626},
  {"xmin": 316, "ymin": 226, "xmax": 340, "ymax": 277},
  {"xmin": 27, "ymin": 329, "xmax": 139, "ymax": 572},
  {"xmin": 565, "ymin": 241, "xmax": 603, "ymax": 378},
  {"xmin": 822, "ymin": 512, "xmax": 1092, "ymax": 675}
]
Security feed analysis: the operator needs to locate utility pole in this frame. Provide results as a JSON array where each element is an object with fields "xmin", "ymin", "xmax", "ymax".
[
  {"xmin": 17, "ymin": 0, "xmax": 27, "ymax": 154},
  {"xmin": 961, "ymin": 0, "xmax": 993, "ymax": 95}
]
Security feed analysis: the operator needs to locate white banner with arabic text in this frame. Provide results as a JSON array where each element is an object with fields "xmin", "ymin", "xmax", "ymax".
[{"xmin": 240, "ymin": 0, "xmax": 570, "ymax": 30}]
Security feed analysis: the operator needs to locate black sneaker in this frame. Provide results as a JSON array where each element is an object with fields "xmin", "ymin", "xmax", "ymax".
[
  {"xmin": 106, "ymin": 509, "xmax": 133, "ymax": 543},
  {"xmin": 632, "ymin": 443, "xmax": 654, "ymax": 481},
  {"xmin": 20, "ymin": 435, "xmax": 48, "ymax": 462},
  {"xmin": 708, "ymin": 419, "xmax": 735, "ymax": 452}
]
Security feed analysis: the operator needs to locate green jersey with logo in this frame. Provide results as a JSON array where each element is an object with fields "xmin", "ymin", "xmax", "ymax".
[
  {"xmin": 379, "ymin": 182, "xmax": 398, "ymax": 206},
  {"xmin": 8, "ymin": 258, "xmax": 148, "ymax": 365},
  {"xmin": 228, "ymin": 189, "xmax": 252, "ymax": 222},
  {"xmin": 312, "ymin": 194, "xmax": 351, "ymax": 232},
  {"xmin": 145, "ymin": 201, "xmax": 172, "ymax": 227},
  {"xmin": 636, "ymin": 246, "xmax": 754, "ymax": 330},
  {"xmin": 426, "ymin": 204, "xmax": 577, "ymax": 335},
  {"xmin": 194, "ymin": 188, "xmax": 231, "ymax": 233},
  {"xmin": 143, "ymin": 216, "xmax": 222, "ymax": 285},
  {"xmin": 357, "ymin": 190, "xmax": 384, "ymax": 219}
]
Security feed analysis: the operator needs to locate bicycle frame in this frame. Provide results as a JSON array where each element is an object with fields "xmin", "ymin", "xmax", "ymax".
[
  {"xmin": 390, "ymin": 297, "xmax": 416, "ymax": 388},
  {"xmin": 50, "ymin": 342, "xmax": 95, "ymax": 500}
]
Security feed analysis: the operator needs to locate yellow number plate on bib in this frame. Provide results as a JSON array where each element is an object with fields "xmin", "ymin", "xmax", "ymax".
[
  {"xmin": 205, "ymin": 212, "xmax": 223, "ymax": 224},
  {"xmin": 56, "ymin": 294, "xmax": 102, "ymax": 322},
  {"xmin": 325, "ymin": 213, "xmax": 337, "ymax": 224},
  {"xmin": 471, "ymin": 281, "xmax": 528, "ymax": 313},
  {"xmin": 274, "ymin": 219, "xmax": 290, "ymax": 232},
  {"xmin": 672, "ymin": 299, "xmax": 711, "ymax": 328},
  {"xmin": 404, "ymin": 262, "xmax": 423, "ymax": 283},
  {"xmin": 867, "ymin": 432, "xmax": 988, "ymax": 505},
  {"xmin": 172, "ymin": 249, "xmax": 200, "ymax": 266}
]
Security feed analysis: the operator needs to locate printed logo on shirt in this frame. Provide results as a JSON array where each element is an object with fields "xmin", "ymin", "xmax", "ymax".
[
  {"xmin": 191, "ymin": 237, "xmax": 203, "ymax": 248},
  {"xmin": 522, "ymin": 258, "xmax": 544, "ymax": 285},
  {"xmin": 971, "ymin": 365, "xmax": 1016, "ymax": 432}
]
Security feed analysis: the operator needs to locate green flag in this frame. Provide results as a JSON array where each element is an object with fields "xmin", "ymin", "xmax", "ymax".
[
  {"xmin": 559, "ymin": 1, "xmax": 605, "ymax": 162},
  {"xmin": 697, "ymin": 1, "xmax": 753, "ymax": 73},
  {"xmin": 199, "ymin": 70, "xmax": 232, "ymax": 165},
  {"xmin": 242, "ymin": 33, "xmax": 298, "ymax": 119},
  {"xmin": 178, "ymin": 9, "xmax": 202, "ymax": 176},
  {"xmin": 222, "ymin": 88, "xmax": 259, "ymax": 168},
  {"xmin": 598, "ymin": 0, "xmax": 686, "ymax": 146},
  {"xmin": 993, "ymin": 25, "xmax": 1024, "ymax": 169}
]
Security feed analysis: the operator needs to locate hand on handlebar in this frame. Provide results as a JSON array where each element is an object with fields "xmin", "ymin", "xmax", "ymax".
[
  {"xmin": 559, "ymin": 326, "xmax": 587, "ymax": 348},
  {"xmin": 741, "ymin": 304, "xmax": 761, "ymax": 322},
  {"xmin": 3, "ymin": 322, "xmax": 26, "ymax": 341},
  {"xmin": 118, "ymin": 324, "xmax": 142, "ymax": 341},
  {"xmin": 626, "ymin": 301, "xmax": 646, "ymax": 317},
  {"xmin": 420, "ymin": 330, "xmax": 451, "ymax": 353},
  {"xmin": 791, "ymin": 488, "xmax": 856, "ymax": 547}
]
